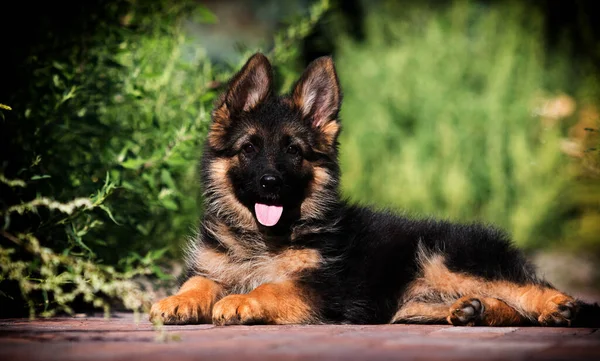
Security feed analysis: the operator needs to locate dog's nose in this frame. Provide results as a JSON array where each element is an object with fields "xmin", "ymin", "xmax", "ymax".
[{"xmin": 260, "ymin": 174, "xmax": 282, "ymax": 192}]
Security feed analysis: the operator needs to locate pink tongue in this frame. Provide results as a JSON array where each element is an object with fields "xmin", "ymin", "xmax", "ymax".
[{"xmin": 254, "ymin": 203, "xmax": 283, "ymax": 227}]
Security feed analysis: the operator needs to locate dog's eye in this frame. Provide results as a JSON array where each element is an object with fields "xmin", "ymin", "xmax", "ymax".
[
  {"xmin": 286, "ymin": 145, "xmax": 300, "ymax": 155},
  {"xmin": 242, "ymin": 143, "xmax": 256, "ymax": 154}
]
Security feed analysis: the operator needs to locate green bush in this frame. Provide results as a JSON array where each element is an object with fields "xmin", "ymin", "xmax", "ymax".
[
  {"xmin": 336, "ymin": 0, "xmax": 600, "ymax": 250},
  {"xmin": 0, "ymin": 0, "xmax": 329, "ymax": 317}
]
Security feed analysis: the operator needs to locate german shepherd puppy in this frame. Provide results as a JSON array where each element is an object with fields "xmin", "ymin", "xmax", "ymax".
[{"xmin": 150, "ymin": 53, "xmax": 599, "ymax": 327}]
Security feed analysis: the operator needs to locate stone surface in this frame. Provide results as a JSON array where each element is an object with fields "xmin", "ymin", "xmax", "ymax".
[{"xmin": 0, "ymin": 313, "xmax": 599, "ymax": 361}]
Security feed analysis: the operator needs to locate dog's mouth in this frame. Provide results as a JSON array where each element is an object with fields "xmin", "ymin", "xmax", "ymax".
[{"xmin": 254, "ymin": 203, "xmax": 283, "ymax": 227}]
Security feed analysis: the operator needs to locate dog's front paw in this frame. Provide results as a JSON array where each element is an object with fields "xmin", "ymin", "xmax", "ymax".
[
  {"xmin": 150, "ymin": 294, "xmax": 210, "ymax": 325},
  {"xmin": 212, "ymin": 294, "xmax": 267, "ymax": 326},
  {"xmin": 538, "ymin": 295, "xmax": 578, "ymax": 327}
]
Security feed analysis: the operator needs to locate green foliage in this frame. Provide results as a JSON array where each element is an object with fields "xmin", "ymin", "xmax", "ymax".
[
  {"xmin": 1, "ymin": 0, "xmax": 330, "ymax": 317},
  {"xmin": 0, "ymin": 173, "xmax": 157, "ymax": 318},
  {"xmin": 336, "ymin": 0, "xmax": 600, "ymax": 250}
]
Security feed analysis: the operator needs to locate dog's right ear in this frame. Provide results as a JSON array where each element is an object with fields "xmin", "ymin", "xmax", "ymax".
[
  {"xmin": 210, "ymin": 53, "xmax": 272, "ymax": 150},
  {"xmin": 218, "ymin": 53, "xmax": 273, "ymax": 114}
]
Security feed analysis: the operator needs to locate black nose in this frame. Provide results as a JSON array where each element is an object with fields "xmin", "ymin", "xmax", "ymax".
[{"xmin": 260, "ymin": 174, "xmax": 282, "ymax": 192}]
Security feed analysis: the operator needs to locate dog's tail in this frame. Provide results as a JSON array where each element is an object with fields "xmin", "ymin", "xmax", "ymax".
[{"xmin": 573, "ymin": 300, "xmax": 600, "ymax": 327}]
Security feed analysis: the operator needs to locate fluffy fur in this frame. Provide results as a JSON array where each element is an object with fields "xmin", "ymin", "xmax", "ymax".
[{"xmin": 150, "ymin": 53, "xmax": 599, "ymax": 327}]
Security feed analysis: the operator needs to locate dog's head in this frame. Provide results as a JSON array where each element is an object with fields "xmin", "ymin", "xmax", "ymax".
[{"xmin": 202, "ymin": 53, "xmax": 342, "ymax": 232}]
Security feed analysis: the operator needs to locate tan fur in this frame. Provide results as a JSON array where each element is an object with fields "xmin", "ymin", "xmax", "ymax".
[
  {"xmin": 320, "ymin": 121, "xmax": 340, "ymax": 148},
  {"xmin": 232, "ymin": 131, "xmax": 257, "ymax": 150},
  {"xmin": 204, "ymin": 158, "xmax": 257, "ymax": 231},
  {"xmin": 205, "ymin": 221, "xmax": 255, "ymax": 257},
  {"xmin": 208, "ymin": 103, "xmax": 231, "ymax": 150},
  {"xmin": 402, "ymin": 248, "xmax": 576, "ymax": 324},
  {"xmin": 537, "ymin": 293, "xmax": 578, "ymax": 326},
  {"xmin": 391, "ymin": 302, "xmax": 448, "ymax": 323},
  {"xmin": 292, "ymin": 57, "xmax": 340, "ymax": 129},
  {"xmin": 299, "ymin": 166, "xmax": 335, "ymax": 222},
  {"xmin": 242, "ymin": 66, "xmax": 270, "ymax": 111},
  {"xmin": 150, "ymin": 276, "xmax": 223, "ymax": 324},
  {"xmin": 187, "ymin": 241, "xmax": 322, "ymax": 295},
  {"xmin": 448, "ymin": 296, "xmax": 527, "ymax": 326},
  {"xmin": 212, "ymin": 281, "xmax": 316, "ymax": 325},
  {"xmin": 208, "ymin": 54, "xmax": 270, "ymax": 151}
]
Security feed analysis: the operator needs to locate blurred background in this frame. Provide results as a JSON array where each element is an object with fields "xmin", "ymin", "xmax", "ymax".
[{"xmin": 1, "ymin": 0, "xmax": 599, "ymax": 318}]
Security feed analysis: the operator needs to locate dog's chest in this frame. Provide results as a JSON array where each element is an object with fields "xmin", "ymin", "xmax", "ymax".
[{"xmin": 191, "ymin": 246, "xmax": 322, "ymax": 293}]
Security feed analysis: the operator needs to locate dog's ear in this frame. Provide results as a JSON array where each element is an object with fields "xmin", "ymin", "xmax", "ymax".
[
  {"xmin": 222, "ymin": 53, "xmax": 273, "ymax": 113},
  {"xmin": 209, "ymin": 53, "xmax": 271, "ymax": 150},
  {"xmin": 292, "ymin": 56, "xmax": 341, "ymax": 130}
]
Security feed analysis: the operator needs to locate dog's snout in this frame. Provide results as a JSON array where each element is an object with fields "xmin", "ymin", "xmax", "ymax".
[{"xmin": 260, "ymin": 174, "xmax": 282, "ymax": 192}]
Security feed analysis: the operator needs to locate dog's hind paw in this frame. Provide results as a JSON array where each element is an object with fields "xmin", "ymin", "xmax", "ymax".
[
  {"xmin": 538, "ymin": 295, "xmax": 578, "ymax": 327},
  {"xmin": 448, "ymin": 297, "xmax": 483, "ymax": 326}
]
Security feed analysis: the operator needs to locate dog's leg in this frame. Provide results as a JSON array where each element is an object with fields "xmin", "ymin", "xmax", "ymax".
[
  {"xmin": 446, "ymin": 283, "xmax": 578, "ymax": 326},
  {"xmin": 492, "ymin": 285, "xmax": 578, "ymax": 326},
  {"xmin": 212, "ymin": 281, "xmax": 316, "ymax": 325},
  {"xmin": 417, "ymin": 254, "xmax": 578, "ymax": 326},
  {"xmin": 391, "ymin": 302, "xmax": 449, "ymax": 324},
  {"xmin": 150, "ymin": 276, "xmax": 223, "ymax": 324},
  {"xmin": 447, "ymin": 296, "xmax": 528, "ymax": 326}
]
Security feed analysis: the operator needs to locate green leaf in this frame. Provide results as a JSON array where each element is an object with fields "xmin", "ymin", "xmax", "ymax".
[
  {"xmin": 117, "ymin": 144, "xmax": 130, "ymax": 163},
  {"xmin": 136, "ymin": 224, "xmax": 149, "ymax": 236},
  {"xmin": 52, "ymin": 74, "xmax": 61, "ymax": 88},
  {"xmin": 160, "ymin": 198, "xmax": 178, "ymax": 211},
  {"xmin": 152, "ymin": 265, "xmax": 173, "ymax": 281},
  {"xmin": 59, "ymin": 86, "xmax": 78, "ymax": 105},
  {"xmin": 120, "ymin": 158, "xmax": 147, "ymax": 170},
  {"xmin": 99, "ymin": 205, "xmax": 121, "ymax": 225},
  {"xmin": 160, "ymin": 169, "xmax": 176, "ymax": 189},
  {"xmin": 52, "ymin": 61, "xmax": 66, "ymax": 71},
  {"xmin": 149, "ymin": 247, "xmax": 169, "ymax": 261},
  {"xmin": 120, "ymin": 181, "xmax": 136, "ymax": 190},
  {"xmin": 67, "ymin": 223, "xmax": 95, "ymax": 257},
  {"xmin": 30, "ymin": 175, "xmax": 52, "ymax": 180}
]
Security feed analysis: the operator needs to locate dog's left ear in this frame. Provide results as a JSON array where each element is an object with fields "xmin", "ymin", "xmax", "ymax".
[{"xmin": 292, "ymin": 56, "xmax": 341, "ymax": 132}]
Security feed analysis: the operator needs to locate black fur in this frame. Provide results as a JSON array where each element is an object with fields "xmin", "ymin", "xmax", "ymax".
[{"xmin": 289, "ymin": 208, "xmax": 541, "ymax": 323}]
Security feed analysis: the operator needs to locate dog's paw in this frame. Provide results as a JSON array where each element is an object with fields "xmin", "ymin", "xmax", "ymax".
[
  {"xmin": 212, "ymin": 294, "xmax": 267, "ymax": 326},
  {"xmin": 150, "ymin": 294, "xmax": 210, "ymax": 325},
  {"xmin": 538, "ymin": 295, "xmax": 578, "ymax": 327},
  {"xmin": 448, "ymin": 297, "xmax": 483, "ymax": 326}
]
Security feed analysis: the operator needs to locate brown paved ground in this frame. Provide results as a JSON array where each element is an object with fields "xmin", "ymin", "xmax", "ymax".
[{"xmin": 0, "ymin": 313, "xmax": 599, "ymax": 361}]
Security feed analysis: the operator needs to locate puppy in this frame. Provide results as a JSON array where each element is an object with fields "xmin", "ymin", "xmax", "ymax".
[{"xmin": 150, "ymin": 53, "xmax": 599, "ymax": 327}]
